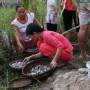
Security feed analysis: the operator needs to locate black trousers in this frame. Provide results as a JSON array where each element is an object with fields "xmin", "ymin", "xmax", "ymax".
[
  {"xmin": 63, "ymin": 9, "xmax": 79, "ymax": 32},
  {"xmin": 46, "ymin": 23, "xmax": 57, "ymax": 32}
]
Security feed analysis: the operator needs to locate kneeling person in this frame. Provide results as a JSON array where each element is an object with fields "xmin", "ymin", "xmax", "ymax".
[{"xmin": 24, "ymin": 23, "xmax": 73, "ymax": 67}]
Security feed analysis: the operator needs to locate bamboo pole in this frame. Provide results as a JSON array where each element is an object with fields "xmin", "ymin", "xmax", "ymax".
[
  {"xmin": 57, "ymin": 0, "xmax": 66, "ymax": 32},
  {"xmin": 62, "ymin": 25, "xmax": 80, "ymax": 35}
]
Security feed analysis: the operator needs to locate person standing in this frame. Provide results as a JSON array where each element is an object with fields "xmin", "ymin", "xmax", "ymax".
[
  {"xmin": 78, "ymin": 0, "xmax": 90, "ymax": 59},
  {"xmin": 46, "ymin": 0, "xmax": 58, "ymax": 32},
  {"xmin": 61, "ymin": 0, "xmax": 79, "ymax": 40}
]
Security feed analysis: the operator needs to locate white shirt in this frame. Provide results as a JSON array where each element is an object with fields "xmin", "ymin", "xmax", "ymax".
[
  {"xmin": 46, "ymin": 0, "xmax": 57, "ymax": 24},
  {"xmin": 11, "ymin": 12, "xmax": 35, "ymax": 41}
]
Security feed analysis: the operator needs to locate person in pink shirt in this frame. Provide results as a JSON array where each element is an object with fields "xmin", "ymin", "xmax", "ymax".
[{"xmin": 24, "ymin": 23, "xmax": 73, "ymax": 67}]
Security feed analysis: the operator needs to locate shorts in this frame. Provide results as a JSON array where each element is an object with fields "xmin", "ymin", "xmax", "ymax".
[
  {"xmin": 46, "ymin": 23, "xmax": 57, "ymax": 32},
  {"xmin": 79, "ymin": 6, "xmax": 90, "ymax": 25}
]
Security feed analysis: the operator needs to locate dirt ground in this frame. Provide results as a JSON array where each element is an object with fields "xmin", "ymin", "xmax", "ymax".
[
  {"xmin": 9, "ymin": 54, "xmax": 90, "ymax": 90},
  {"xmin": 38, "ymin": 54, "xmax": 90, "ymax": 90}
]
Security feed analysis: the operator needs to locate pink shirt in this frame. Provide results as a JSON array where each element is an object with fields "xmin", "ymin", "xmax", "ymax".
[{"xmin": 37, "ymin": 31, "xmax": 73, "ymax": 61}]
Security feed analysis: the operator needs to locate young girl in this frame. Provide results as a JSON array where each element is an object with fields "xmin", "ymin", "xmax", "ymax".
[
  {"xmin": 11, "ymin": 4, "xmax": 42, "ymax": 52},
  {"xmin": 24, "ymin": 23, "xmax": 73, "ymax": 67}
]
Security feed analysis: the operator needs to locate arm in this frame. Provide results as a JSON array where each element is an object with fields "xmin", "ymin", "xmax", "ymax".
[
  {"xmin": 33, "ymin": 18, "xmax": 43, "ymax": 29},
  {"xmin": 14, "ymin": 27, "xmax": 24, "ymax": 51},
  {"xmin": 29, "ymin": 52, "xmax": 43, "ymax": 59},
  {"xmin": 24, "ymin": 52, "xmax": 43, "ymax": 62},
  {"xmin": 30, "ymin": 12, "xmax": 43, "ymax": 28},
  {"xmin": 51, "ymin": 48, "xmax": 62, "ymax": 67},
  {"xmin": 15, "ymin": 29, "xmax": 23, "ymax": 47},
  {"xmin": 11, "ymin": 21, "xmax": 24, "ymax": 51},
  {"xmin": 52, "ymin": 48, "xmax": 62, "ymax": 62},
  {"xmin": 15, "ymin": 30, "xmax": 21, "ymax": 46}
]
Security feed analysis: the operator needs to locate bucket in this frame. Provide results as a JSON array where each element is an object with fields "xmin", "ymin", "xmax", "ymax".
[{"xmin": 86, "ymin": 61, "xmax": 90, "ymax": 78}]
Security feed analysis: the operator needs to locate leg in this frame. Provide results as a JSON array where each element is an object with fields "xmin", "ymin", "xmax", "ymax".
[
  {"xmin": 78, "ymin": 25, "xmax": 89, "ymax": 59},
  {"xmin": 78, "ymin": 7, "xmax": 90, "ymax": 59},
  {"xmin": 63, "ymin": 10, "xmax": 72, "ymax": 40}
]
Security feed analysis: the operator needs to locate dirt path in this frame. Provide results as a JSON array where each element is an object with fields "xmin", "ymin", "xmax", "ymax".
[{"xmin": 38, "ymin": 55, "xmax": 90, "ymax": 90}]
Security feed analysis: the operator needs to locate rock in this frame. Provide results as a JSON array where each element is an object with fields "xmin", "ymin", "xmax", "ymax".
[
  {"xmin": 78, "ymin": 68, "xmax": 88, "ymax": 74},
  {"xmin": 46, "ymin": 77, "xmax": 54, "ymax": 83},
  {"xmin": 53, "ymin": 71, "xmax": 90, "ymax": 90}
]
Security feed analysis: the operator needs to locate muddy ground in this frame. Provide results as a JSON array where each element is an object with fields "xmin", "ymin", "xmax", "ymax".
[
  {"xmin": 38, "ymin": 55, "xmax": 90, "ymax": 90},
  {"xmin": 9, "ymin": 54, "xmax": 90, "ymax": 90}
]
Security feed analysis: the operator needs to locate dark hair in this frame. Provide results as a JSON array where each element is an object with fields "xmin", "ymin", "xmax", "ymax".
[
  {"xmin": 26, "ymin": 23, "xmax": 44, "ymax": 36},
  {"xmin": 16, "ymin": 4, "xmax": 24, "ymax": 11}
]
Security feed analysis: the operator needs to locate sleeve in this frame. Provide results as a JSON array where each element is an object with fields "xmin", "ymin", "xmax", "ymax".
[
  {"xmin": 44, "ymin": 33, "xmax": 64, "ymax": 49},
  {"xmin": 11, "ymin": 19, "xmax": 17, "ymax": 27},
  {"xmin": 11, "ymin": 20, "xmax": 15, "ymax": 25},
  {"xmin": 29, "ymin": 12, "xmax": 35, "ymax": 21}
]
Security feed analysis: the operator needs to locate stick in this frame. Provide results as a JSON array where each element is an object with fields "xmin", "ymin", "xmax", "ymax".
[
  {"xmin": 62, "ymin": 25, "xmax": 80, "ymax": 35},
  {"xmin": 32, "ymin": 76, "xmax": 42, "ymax": 84},
  {"xmin": 59, "ymin": 0, "xmax": 66, "ymax": 19}
]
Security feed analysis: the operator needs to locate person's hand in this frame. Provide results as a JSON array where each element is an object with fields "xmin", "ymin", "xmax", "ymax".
[
  {"xmin": 50, "ymin": 59, "xmax": 57, "ymax": 68},
  {"xmin": 23, "ymin": 56, "xmax": 32, "ymax": 64}
]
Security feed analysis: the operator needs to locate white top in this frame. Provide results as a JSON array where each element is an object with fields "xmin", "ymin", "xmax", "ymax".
[
  {"xmin": 46, "ymin": 0, "xmax": 57, "ymax": 24},
  {"xmin": 11, "ymin": 12, "xmax": 35, "ymax": 41}
]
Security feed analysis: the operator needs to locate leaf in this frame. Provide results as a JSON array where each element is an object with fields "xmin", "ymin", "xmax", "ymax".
[{"xmin": 22, "ymin": 0, "xmax": 29, "ymax": 10}]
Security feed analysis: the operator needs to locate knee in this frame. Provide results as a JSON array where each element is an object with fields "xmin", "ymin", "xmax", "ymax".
[{"xmin": 80, "ymin": 25, "xmax": 89, "ymax": 32}]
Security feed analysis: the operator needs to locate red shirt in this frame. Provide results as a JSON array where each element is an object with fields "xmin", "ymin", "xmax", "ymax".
[
  {"xmin": 65, "ymin": 0, "xmax": 77, "ymax": 11},
  {"xmin": 37, "ymin": 31, "xmax": 73, "ymax": 61}
]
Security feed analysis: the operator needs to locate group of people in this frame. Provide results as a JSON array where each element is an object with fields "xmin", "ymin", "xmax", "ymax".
[{"xmin": 11, "ymin": 0, "xmax": 90, "ymax": 67}]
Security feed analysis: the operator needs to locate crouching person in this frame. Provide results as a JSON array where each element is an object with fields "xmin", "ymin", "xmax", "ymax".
[{"xmin": 24, "ymin": 23, "xmax": 73, "ymax": 67}]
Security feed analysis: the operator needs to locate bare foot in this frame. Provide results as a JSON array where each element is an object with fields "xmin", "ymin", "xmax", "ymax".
[
  {"xmin": 79, "ymin": 55, "xmax": 86, "ymax": 60},
  {"xmin": 78, "ymin": 54, "xmax": 90, "ymax": 61}
]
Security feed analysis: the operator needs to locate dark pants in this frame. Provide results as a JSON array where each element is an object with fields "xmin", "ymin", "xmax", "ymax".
[
  {"xmin": 46, "ymin": 23, "xmax": 57, "ymax": 32},
  {"xmin": 63, "ymin": 9, "xmax": 79, "ymax": 32}
]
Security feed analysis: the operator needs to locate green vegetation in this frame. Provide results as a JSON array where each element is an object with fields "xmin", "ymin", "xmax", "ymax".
[
  {"xmin": 0, "ymin": 8, "xmax": 22, "ymax": 90},
  {"xmin": 0, "ymin": 2, "xmax": 47, "ymax": 89}
]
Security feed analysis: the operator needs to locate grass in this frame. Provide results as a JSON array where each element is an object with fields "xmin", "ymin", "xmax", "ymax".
[
  {"xmin": 0, "ymin": 8, "xmax": 22, "ymax": 90},
  {"xmin": 0, "ymin": 6, "xmax": 42, "ymax": 89}
]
